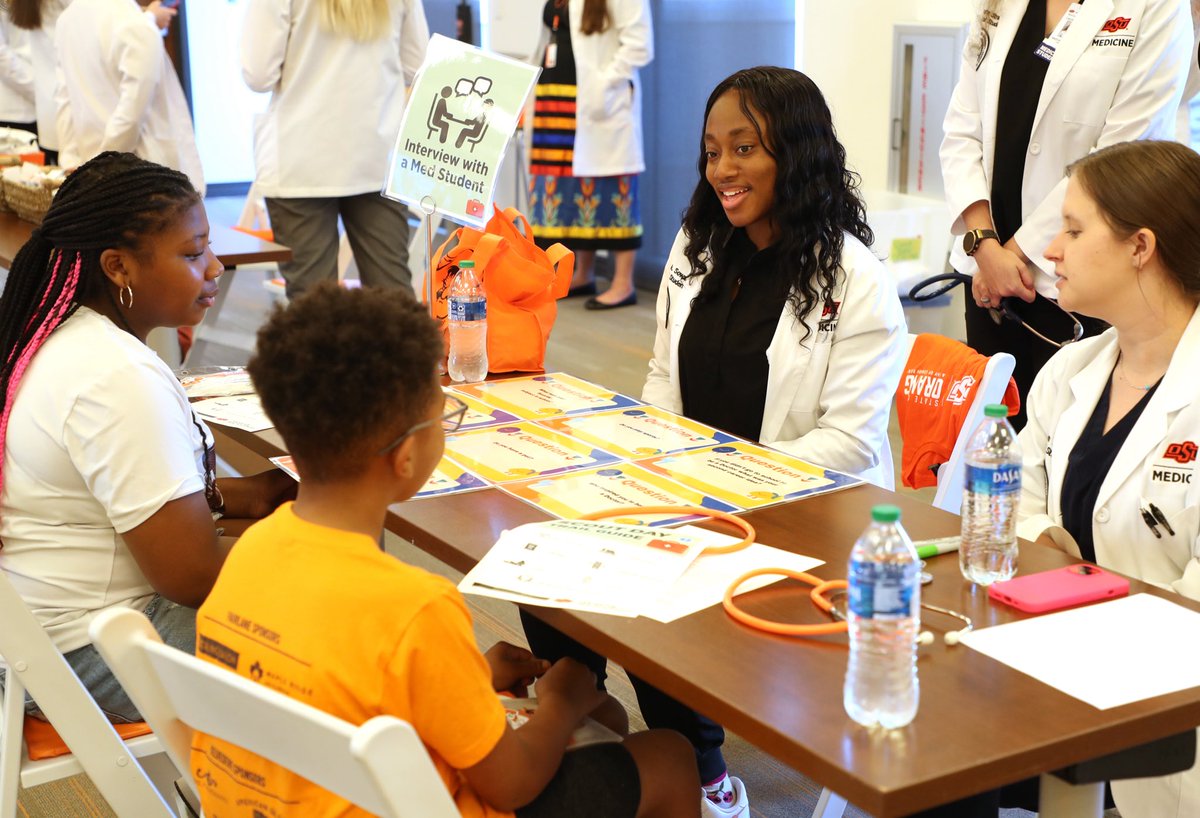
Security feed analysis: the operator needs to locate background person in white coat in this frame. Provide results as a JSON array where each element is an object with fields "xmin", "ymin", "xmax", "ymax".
[
  {"xmin": 8, "ymin": 0, "xmax": 72, "ymax": 163},
  {"xmin": 242, "ymin": 0, "xmax": 429, "ymax": 299},
  {"xmin": 53, "ymin": 0, "xmax": 199, "ymax": 192},
  {"xmin": 0, "ymin": 15, "xmax": 35, "ymax": 135},
  {"xmin": 527, "ymin": 0, "xmax": 651, "ymax": 309},
  {"xmin": 1019, "ymin": 140, "xmax": 1200, "ymax": 818},
  {"xmin": 940, "ymin": 0, "xmax": 1191, "ymax": 429}
]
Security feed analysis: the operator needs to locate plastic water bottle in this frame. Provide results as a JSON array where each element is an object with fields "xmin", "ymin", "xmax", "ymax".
[
  {"xmin": 447, "ymin": 259, "xmax": 488, "ymax": 383},
  {"xmin": 844, "ymin": 504, "xmax": 920, "ymax": 729},
  {"xmin": 960, "ymin": 404, "xmax": 1021, "ymax": 586}
]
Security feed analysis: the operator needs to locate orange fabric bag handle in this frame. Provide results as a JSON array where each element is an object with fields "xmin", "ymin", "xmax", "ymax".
[{"xmin": 544, "ymin": 243, "xmax": 574, "ymax": 299}]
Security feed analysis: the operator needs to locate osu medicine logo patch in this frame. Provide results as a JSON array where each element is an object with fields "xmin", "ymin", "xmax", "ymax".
[
  {"xmin": 1163, "ymin": 441, "xmax": 1199, "ymax": 465},
  {"xmin": 1101, "ymin": 17, "xmax": 1131, "ymax": 33}
]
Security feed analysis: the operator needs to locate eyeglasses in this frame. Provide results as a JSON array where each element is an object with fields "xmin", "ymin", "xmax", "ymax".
[
  {"xmin": 908, "ymin": 272, "xmax": 1084, "ymax": 349},
  {"xmin": 377, "ymin": 393, "xmax": 468, "ymax": 455}
]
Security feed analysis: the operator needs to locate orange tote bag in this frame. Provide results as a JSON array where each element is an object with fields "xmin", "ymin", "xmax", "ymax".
[{"xmin": 428, "ymin": 206, "xmax": 573, "ymax": 373}]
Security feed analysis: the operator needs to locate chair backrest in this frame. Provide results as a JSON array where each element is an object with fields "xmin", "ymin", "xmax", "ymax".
[
  {"xmin": 897, "ymin": 333, "xmax": 1016, "ymax": 514},
  {"xmin": 89, "ymin": 608, "xmax": 461, "ymax": 818},
  {"xmin": 0, "ymin": 571, "xmax": 173, "ymax": 817}
]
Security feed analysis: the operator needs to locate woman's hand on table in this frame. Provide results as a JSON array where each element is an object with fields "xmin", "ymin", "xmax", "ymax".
[{"xmin": 218, "ymin": 469, "xmax": 298, "ymax": 521}]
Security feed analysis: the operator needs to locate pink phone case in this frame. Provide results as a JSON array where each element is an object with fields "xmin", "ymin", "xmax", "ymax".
[{"xmin": 988, "ymin": 565, "xmax": 1130, "ymax": 613}]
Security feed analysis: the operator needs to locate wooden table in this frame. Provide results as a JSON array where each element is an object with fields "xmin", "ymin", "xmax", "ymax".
[
  {"xmin": 0, "ymin": 211, "xmax": 291, "ymax": 270},
  {"xmin": 214, "ymin": 423, "xmax": 1200, "ymax": 818}
]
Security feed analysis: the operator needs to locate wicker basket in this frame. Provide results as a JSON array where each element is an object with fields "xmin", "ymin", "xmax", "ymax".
[{"xmin": 4, "ymin": 174, "xmax": 59, "ymax": 225}]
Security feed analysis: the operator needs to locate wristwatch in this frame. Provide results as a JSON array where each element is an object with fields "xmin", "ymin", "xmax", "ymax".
[{"xmin": 963, "ymin": 228, "xmax": 999, "ymax": 257}]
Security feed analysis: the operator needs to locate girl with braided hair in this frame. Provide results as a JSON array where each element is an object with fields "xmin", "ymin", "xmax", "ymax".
[{"xmin": 0, "ymin": 152, "xmax": 293, "ymax": 722}]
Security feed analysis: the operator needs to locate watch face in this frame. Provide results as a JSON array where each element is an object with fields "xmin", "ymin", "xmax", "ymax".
[{"xmin": 964, "ymin": 232, "xmax": 978, "ymax": 255}]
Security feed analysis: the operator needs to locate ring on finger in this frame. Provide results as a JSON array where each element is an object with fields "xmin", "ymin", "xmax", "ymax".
[{"xmin": 980, "ymin": 296, "xmax": 992, "ymax": 304}]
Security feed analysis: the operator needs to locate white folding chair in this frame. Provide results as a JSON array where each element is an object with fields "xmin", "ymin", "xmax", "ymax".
[
  {"xmin": 891, "ymin": 333, "xmax": 1017, "ymax": 513},
  {"xmin": 811, "ymin": 334, "xmax": 1016, "ymax": 818},
  {"xmin": 89, "ymin": 607, "xmax": 461, "ymax": 818},
  {"xmin": 0, "ymin": 570, "xmax": 177, "ymax": 818}
]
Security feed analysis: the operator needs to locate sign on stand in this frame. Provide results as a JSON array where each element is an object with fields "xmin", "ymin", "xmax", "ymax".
[{"xmin": 384, "ymin": 34, "xmax": 539, "ymax": 227}]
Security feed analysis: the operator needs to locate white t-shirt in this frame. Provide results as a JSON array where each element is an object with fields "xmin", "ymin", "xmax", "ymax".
[{"xmin": 0, "ymin": 307, "xmax": 208, "ymax": 654}]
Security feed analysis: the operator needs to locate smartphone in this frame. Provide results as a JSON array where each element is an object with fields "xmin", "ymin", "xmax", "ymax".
[{"xmin": 988, "ymin": 564, "xmax": 1130, "ymax": 614}]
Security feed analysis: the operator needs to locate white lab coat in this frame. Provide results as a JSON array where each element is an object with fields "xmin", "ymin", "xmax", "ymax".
[
  {"xmin": 941, "ymin": 0, "xmax": 1191, "ymax": 298},
  {"xmin": 534, "ymin": 0, "xmax": 652, "ymax": 177},
  {"xmin": 241, "ymin": 0, "xmax": 429, "ymax": 198},
  {"xmin": 54, "ymin": 0, "xmax": 204, "ymax": 195},
  {"xmin": 0, "ymin": 18, "xmax": 35, "ymax": 124},
  {"xmin": 24, "ymin": 0, "xmax": 70, "ymax": 151},
  {"xmin": 1018, "ymin": 303, "xmax": 1200, "ymax": 818},
  {"xmin": 1175, "ymin": 17, "xmax": 1200, "ymax": 141},
  {"xmin": 643, "ymin": 228, "xmax": 907, "ymax": 489}
]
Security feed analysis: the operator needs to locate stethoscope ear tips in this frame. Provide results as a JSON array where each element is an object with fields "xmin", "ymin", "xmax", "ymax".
[
  {"xmin": 917, "ymin": 631, "xmax": 935, "ymax": 646},
  {"xmin": 944, "ymin": 630, "xmax": 963, "ymax": 647}
]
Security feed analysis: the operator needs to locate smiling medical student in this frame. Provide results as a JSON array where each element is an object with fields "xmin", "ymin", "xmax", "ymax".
[
  {"xmin": 941, "ymin": 0, "xmax": 1191, "ymax": 428},
  {"xmin": 1019, "ymin": 140, "xmax": 1200, "ymax": 817},
  {"xmin": 642, "ymin": 66, "xmax": 906, "ymax": 489}
]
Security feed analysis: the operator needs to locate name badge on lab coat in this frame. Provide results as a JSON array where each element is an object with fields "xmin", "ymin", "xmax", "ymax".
[{"xmin": 1035, "ymin": 3, "xmax": 1083, "ymax": 61}]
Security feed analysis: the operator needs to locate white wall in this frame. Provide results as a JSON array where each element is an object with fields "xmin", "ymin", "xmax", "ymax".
[
  {"xmin": 795, "ymin": 0, "xmax": 971, "ymax": 193},
  {"xmin": 185, "ymin": 0, "xmax": 267, "ymax": 187}
]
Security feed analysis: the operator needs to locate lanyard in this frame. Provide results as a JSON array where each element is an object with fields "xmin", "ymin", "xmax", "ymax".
[{"xmin": 1035, "ymin": 2, "xmax": 1084, "ymax": 62}]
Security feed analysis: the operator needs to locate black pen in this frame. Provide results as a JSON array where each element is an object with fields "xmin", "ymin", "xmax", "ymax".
[
  {"xmin": 1140, "ymin": 506, "xmax": 1163, "ymax": 538},
  {"xmin": 1149, "ymin": 502, "xmax": 1176, "ymax": 536}
]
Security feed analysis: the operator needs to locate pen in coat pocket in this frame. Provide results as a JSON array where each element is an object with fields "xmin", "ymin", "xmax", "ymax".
[{"xmin": 1139, "ymin": 498, "xmax": 1175, "ymax": 538}]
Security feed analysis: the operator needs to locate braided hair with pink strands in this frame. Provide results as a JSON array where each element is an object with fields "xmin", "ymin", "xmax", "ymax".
[{"xmin": 0, "ymin": 152, "xmax": 200, "ymax": 508}]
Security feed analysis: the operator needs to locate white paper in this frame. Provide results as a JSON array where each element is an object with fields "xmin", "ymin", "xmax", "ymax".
[
  {"xmin": 641, "ymin": 525, "xmax": 826, "ymax": 623},
  {"xmin": 459, "ymin": 519, "xmax": 708, "ymax": 616},
  {"xmin": 959, "ymin": 594, "xmax": 1200, "ymax": 710},
  {"xmin": 192, "ymin": 394, "xmax": 274, "ymax": 432}
]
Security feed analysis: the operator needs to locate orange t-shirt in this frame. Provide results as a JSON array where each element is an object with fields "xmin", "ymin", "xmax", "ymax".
[
  {"xmin": 896, "ymin": 334, "xmax": 1020, "ymax": 489},
  {"xmin": 191, "ymin": 503, "xmax": 511, "ymax": 818}
]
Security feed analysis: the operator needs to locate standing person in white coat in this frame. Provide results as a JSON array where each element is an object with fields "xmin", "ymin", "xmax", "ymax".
[
  {"xmin": 523, "ymin": 67, "xmax": 906, "ymax": 818},
  {"xmin": 0, "ymin": 16, "xmax": 35, "ymax": 135},
  {"xmin": 940, "ymin": 0, "xmax": 1191, "ymax": 429},
  {"xmin": 53, "ymin": 0, "xmax": 199, "ymax": 193},
  {"xmin": 242, "ymin": 0, "xmax": 429, "ymax": 298},
  {"xmin": 1020, "ymin": 140, "xmax": 1200, "ymax": 818},
  {"xmin": 527, "ymin": 0, "xmax": 651, "ymax": 309},
  {"xmin": 8, "ymin": 0, "xmax": 72, "ymax": 162}
]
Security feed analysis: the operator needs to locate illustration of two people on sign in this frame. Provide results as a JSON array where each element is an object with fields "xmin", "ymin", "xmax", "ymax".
[{"xmin": 428, "ymin": 76, "xmax": 495, "ymax": 151}]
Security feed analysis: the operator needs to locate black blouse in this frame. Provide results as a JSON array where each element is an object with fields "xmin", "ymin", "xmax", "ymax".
[
  {"xmin": 1061, "ymin": 373, "xmax": 1160, "ymax": 563},
  {"xmin": 677, "ymin": 230, "xmax": 791, "ymax": 442},
  {"xmin": 991, "ymin": 0, "xmax": 1052, "ymax": 244}
]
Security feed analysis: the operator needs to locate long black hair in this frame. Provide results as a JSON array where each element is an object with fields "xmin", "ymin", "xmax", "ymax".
[
  {"xmin": 0, "ymin": 152, "xmax": 199, "ymax": 495},
  {"xmin": 681, "ymin": 66, "xmax": 873, "ymax": 331}
]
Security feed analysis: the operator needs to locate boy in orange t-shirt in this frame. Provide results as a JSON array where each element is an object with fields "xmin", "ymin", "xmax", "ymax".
[{"xmin": 190, "ymin": 283, "xmax": 697, "ymax": 818}]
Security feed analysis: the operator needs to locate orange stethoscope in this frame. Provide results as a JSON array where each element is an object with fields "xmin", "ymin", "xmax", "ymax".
[{"xmin": 579, "ymin": 506, "xmax": 850, "ymax": 637}]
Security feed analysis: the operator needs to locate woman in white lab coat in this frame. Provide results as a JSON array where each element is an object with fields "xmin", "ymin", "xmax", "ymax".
[
  {"xmin": 53, "ymin": 0, "xmax": 196, "ymax": 190},
  {"xmin": 940, "ymin": 0, "xmax": 1191, "ymax": 428},
  {"xmin": 0, "ymin": 16, "xmax": 35, "ymax": 135},
  {"xmin": 242, "ymin": 0, "xmax": 428, "ymax": 298},
  {"xmin": 527, "ymin": 0, "xmax": 652, "ymax": 308},
  {"xmin": 1019, "ymin": 139, "xmax": 1200, "ymax": 818},
  {"xmin": 8, "ymin": 0, "xmax": 71, "ymax": 161},
  {"xmin": 642, "ymin": 66, "xmax": 907, "ymax": 490},
  {"xmin": 524, "ymin": 67, "xmax": 906, "ymax": 818}
]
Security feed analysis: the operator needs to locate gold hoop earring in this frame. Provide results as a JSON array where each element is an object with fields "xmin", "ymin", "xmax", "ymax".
[{"xmin": 118, "ymin": 285, "xmax": 134, "ymax": 309}]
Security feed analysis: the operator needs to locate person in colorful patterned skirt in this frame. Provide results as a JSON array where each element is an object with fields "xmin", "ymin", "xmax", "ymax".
[{"xmin": 527, "ymin": 0, "xmax": 652, "ymax": 310}]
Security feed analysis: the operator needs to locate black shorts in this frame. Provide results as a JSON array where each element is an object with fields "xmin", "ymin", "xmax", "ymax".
[{"xmin": 516, "ymin": 742, "xmax": 640, "ymax": 818}]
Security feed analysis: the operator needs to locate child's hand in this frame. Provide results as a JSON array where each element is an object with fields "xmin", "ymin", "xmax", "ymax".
[
  {"xmin": 534, "ymin": 658, "xmax": 605, "ymax": 719},
  {"xmin": 485, "ymin": 642, "xmax": 550, "ymax": 697}
]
